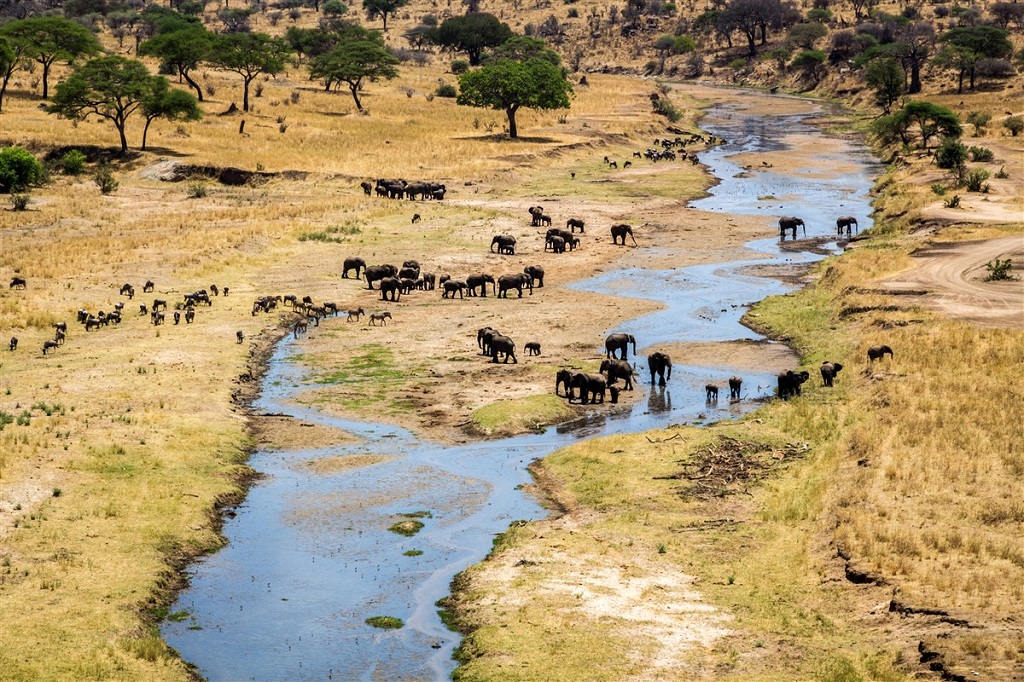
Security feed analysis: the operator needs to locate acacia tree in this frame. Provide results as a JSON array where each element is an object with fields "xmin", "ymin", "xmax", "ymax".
[
  {"xmin": 1, "ymin": 16, "xmax": 101, "ymax": 98},
  {"xmin": 0, "ymin": 37, "xmax": 18, "ymax": 113},
  {"xmin": 140, "ymin": 78, "xmax": 202, "ymax": 150},
  {"xmin": 863, "ymin": 56, "xmax": 904, "ymax": 113},
  {"xmin": 429, "ymin": 13, "xmax": 513, "ymax": 66},
  {"xmin": 871, "ymin": 100, "xmax": 961, "ymax": 149},
  {"xmin": 308, "ymin": 31, "xmax": 399, "ymax": 110},
  {"xmin": 935, "ymin": 27, "xmax": 1013, "ymax": 93},
  {"xmin": 139, "ymin": 26, "xmax": 213, "ymax": 102},
  {"xmin": 722, "ymin": 0, "xmax": 785, "ymax": 56},
  {"xmin": 211, "ymin": 32, "xmax": 291, "ymax": 112},
  {"xmin": 457, "ymin": 46, "xmax": 572, "ymax": 139},
  {"xmin": 362, "ymin": 0, "xmax": 408, "ymax": 31}
]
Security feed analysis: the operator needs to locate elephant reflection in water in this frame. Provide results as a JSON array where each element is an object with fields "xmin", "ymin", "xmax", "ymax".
[{"xmin": 648, "ymin": 386, "xmax": 672, "ymax": 413}]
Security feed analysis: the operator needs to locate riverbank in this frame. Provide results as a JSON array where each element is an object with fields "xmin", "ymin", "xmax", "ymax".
[{"xmin": 448, "ymin": 89, "xmax": 1024, "ymax": 680}]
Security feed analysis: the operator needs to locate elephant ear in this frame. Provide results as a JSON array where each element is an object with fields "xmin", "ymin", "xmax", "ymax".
[{"xmin": 834, "ymin": 363, "xmax": 843, "ymax": 372}]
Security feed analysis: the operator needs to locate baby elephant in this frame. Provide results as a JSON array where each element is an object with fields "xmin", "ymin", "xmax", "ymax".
[
  {"xmin": 820, "ymin": 361, "xmax": 843, "ymax": 387},
  {"xmin": 867, "ymin": 344, "xmax": 893, "ymax": 362},
  {"xmin": 524, "ymin": 342, "xmax": 541, "ymax": 356},
  {"xmin": 9, "ymin": 336, "xmax": 17, "ymax": 351},
  {"xmin": 236, "ymin": 330, "xmax": 245, "ymax": 344},
  {"xmin": 705, "ymin": 384, "xmax": 719, "ymax": 401}
]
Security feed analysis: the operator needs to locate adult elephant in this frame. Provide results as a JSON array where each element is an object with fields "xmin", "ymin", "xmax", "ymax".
[
  {"xmin": 379, "ymin": 277, "xmax": 402, "ymax": 302},
  {"xmin": 442, "ymin": 280, "xmax": 468, "ymax": 299},
  {"xmin": 490, "ymin": 334, "xmax": 517, "ymax": 364},
  {"xmin": 867, "ymin": 344, "xmax": 894, "ymax": 361},
  {"xmin": 647, "ymin": 352, "xmax": 672, "ymax": 386},
  {"xmin": 777, "ymin": 369, "xmax": 810, "ymax": 399},
  {"xmin": 478, "ymin": 327, "xmax": 499, "ymax": 355},
  {"xmin": 524, "ymin": 265, "xmax": 545, "ymax": 288},
  {"xmin": 528, "ymin": 206, "xmax": 544, "ymax": 226},
  {"xmin": 498, "ymin": 273, "xmax": 532, "ymax": 298},
  {"xmin": 836, "ymin": 216, "xmax": 858, "ymax": 236},
  {"xmin": 490, "ymin": 235, "xmax": 516, "ymax": 255},
  {"xmin": 728, "ymin": 376, "xmax": 742, "ymax": 400},
  {"xmin": 610, "ymin": 224, "xmax": 636, "ymax": 246},
  {"xmin": 555, "ymin": 369, "xmax": 573, "ymax": 398},
  {"xmin": 778, "ymin": 216, "xmax": 806, "ymax": 239},
  {"xmin": 466, "ymin": 273, "xmax": 496, "ymax": 297},
  {"xmin": 600, "ymin": 358, "xmax": 635, "ymax": 390},
  {"xmin": 820, "ymin": 361, "xmax": 843, "ymax": 387},
  {"xmin": 566, "ymin": 218, "xmax": 585, "ymax": 233},
  {"xmin": 399, "ymin": 266, "xmax": 420, "ymax": 281},
  {"xmin": 570, "ymin": 372, "xmax": 606, "ymax": 404},
  {"xmin": 546, "ymin": 235, "xmax": 565, "ymax": 253},
  {"xmin": 364, "ymin": 264, "xmax": 397, "ymax": 289},
  {"xmin": 605, "ymin": 332, "xmax": 636, "ymax": 359}
]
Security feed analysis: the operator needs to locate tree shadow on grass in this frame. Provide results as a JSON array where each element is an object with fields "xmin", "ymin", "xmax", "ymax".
[{"xmin": 455, "ymin": 133, "xmax": 561, "ymax": 144}]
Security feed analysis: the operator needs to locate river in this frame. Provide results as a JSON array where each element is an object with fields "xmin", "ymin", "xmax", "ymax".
[{"xmin": 162, "ymin": 90, "xmax": 880, "ymax": 681}]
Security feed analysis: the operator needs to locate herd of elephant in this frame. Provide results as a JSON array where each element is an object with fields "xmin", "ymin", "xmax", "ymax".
[
  {"xmin": 342, "ymin": 257, "xmax": 544, "ymax": 301},
  {"xmin": 488, "ymin": 208, "xmax": 638, "ymax": 257},
  {"xmin": 778, "ymin": 215, "xmax": 861, "ymax": 239},
  {"xmin": 362, "ymin": 178, "xmax": 446, "ymax": 201}
]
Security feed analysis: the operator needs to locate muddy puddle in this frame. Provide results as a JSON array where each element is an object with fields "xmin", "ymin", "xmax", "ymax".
[{"xmin": 163, "ymin": 90, "xmax": 879, "ymax": 681}]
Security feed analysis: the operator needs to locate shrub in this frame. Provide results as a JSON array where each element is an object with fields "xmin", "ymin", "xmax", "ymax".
[
  {"xmin": 963, "ymin": 169, "xmax": 990, "ymax": 192},
  {"xmin": 729, "ymin": 57, "xmax": 749, "ymax": 70},
  {"xmin": 984, "ymin": 258, "xmax": 1014, "ymax": 281},
  {"xmin": 323, "ymin": 0, "xmax": 347, "ymax": 15},
  {"xmin": 965, "ymin": 111, "xmax": 991, "ymax": 135},
  {"xmin": 567, "ymin": 7, "xmax": 578, "ymax": 17},
  {"xmin": 968, "ymin": 146, "xmax": 993, "ymax": 162},
  {"xmin": 935, "ymin": 137, "xmax": 967, "ymax": 169},
  {"xmin": 94, "ymin": 164, "xmax": 119, "ymax": 195},
  {"xmin": 365, "ymin": 616, "xmax": 403, "ymax": 629},
  {"xmin": 185, "ymin": 180, "xmax": 209, "ymax": 198},
  {"xmin": 943, "ymin": 194, "xmax": 960, "ymax": 208},
  {"xmin": 651, "ymin": 95, "xmax": 682, "ymax": 122},
  {"xmin": 10, "ymin": 193, "xmax": 30, "ymax": 211},
  {"xmin": 60, "ymin": 149, "xmax": 87, "ymax": 176},
  {"xmin": 450, "ymin": 59, "xmax": 469, "ymax": 75},
  {"xmin": 1003, "ymin": 115, "xmax": 1024, "ymax": 137},
  {"xmin": 994, "ymin": 166, "xmax": 1009, "ymax": 179},
  {"xmin": 0, "ymin": 147, "xmax": 45, "ymax": 194},
  {"xmin": 435, "ymin": 83, "xmax": 457, "ymax": 98},
  {"xmin": 930, "ymin": 183, "xmax": 946, "ymax": 195}
]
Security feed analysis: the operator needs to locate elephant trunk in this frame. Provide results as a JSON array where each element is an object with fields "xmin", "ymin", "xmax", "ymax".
[
  {"xmin": 666, "ymin": 363, "xmax": 671, "ymax": 381},
  {"xmin": 630, "ymin": 337, "xmax": 636, "ymax": 356}
]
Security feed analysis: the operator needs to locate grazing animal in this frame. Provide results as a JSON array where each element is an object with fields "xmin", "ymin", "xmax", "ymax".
[
  {"xmin": 173, "ymin": 311, "xmax": 181, "ymax": 325},
  {"xmin": 210, "ymin": 284, "xmax": 219, "ymax": 296},
  {"xmin": 347, "ymin": 307, "xmax": 365, "ymax": 322},
  {"xmin": 42, "ymin": 340, "xmax": 58, "ymax": 355},
  {"xmin": 151, "ymin": 311, "xmax": 165, "ymax": 325},
  {"xmin": 570, "ymin": 172, "xmax": 575, "ymax": 179},
  {"xmin": 53, "ymin": 321, "xmax": 67, "ymax": 334},
  {"xmin": 120, "ymin": 283, "xmax": 135, "ymax": 298},
  {"xmin": 223, "ymin": 287, "xmax": 229, "ymax": 296},
  {"xmin": 566, "ymin": 218, "xmax": 585, "ymax": 233},
  {"xmin": 360, "ymin": 180, "xmax": 373, "ymax": 196},
  {"xmin": 728, "ymin": 376, "xmax": 742, "ymax": 400},
  {"xmin": 705, "ymin": 384, "xmax": 719, "ymax": 401},
  {"xmin": 608, "ymin": 161, "xmax": 617, "ymax": 169},
  {"xmin": 411, "ymin": 213, "xmax": 421, "ymax": 224},
  {"xmin": 820, "ymin": 361, "xmax": 843, "ymax": 387},
  {"xmin": 143, "ymin": 280, "xmax": 155, "ymax": 292},
  {"xmin": 9, "ymin": 277, "xmax": 26, "ymax": 289},
  {"xmin": 524, "ymin": 342, "xmax": 541, "ymax": 356},
  {"xmin": 623, "ymin": 161, "xmax": 632, "ymax": 168},
  {"xmin": 867, "ymin": 344, "xmax": 894, "ymax": 361},
  {"xmin": 9, "ymin": 337, "xmax": 17, "ymax": 351},
  {"xmin": 152, "ymin": 299, "xmax": 167, "ymax": 311},
  {"xmin": 185, "ymin": 308, "xmax": 195, "ymax": 324},
  {"xmin": 139, "ymin": 304, "xmax": 148, "ymax": 316},
  {"xmin": 293, "ymin": 319, "xmax": 308, "ymax": 338},
  {"xmin": 369, "ymin": 312, "xmax": 392, "ymax": 326},
  {"xmin": 236, "ymin": 330, "xmax": 245, "ymax": 343}
]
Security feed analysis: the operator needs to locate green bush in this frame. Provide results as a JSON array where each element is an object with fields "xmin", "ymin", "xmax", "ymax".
[
  {"xmin": 60, "ymin": 149, "xmax": 87, "ymax": 176},
  {"xmin": 94, "ymin": 164, "xmax": 119, "ymax": 195},
  {"xmin": 435, "ymin": 83, "xmax": 457, "ymax": 98},
  {"xmin": 964, "ymin": 169, "xmax": 990, "ymax": 192},
  {"xmin": 965, "ymin": 111, "xmax": 991, "ymax": 134},
  {"xmin": 365, "ymin": 616, "xmax": 403, "ymax": 629},
  {"xmin": 1004, "ymin": 115, "xmax": 1024, "ymax": 136},
  {"xmin": 10, "ymin": 193, "xmax": 30, "ymax": 211},
  {"xmin": 651, "ymin": 95, "xmax": 682, "ymax": 122},
  {"xmin": 984, "ymin": 258, "xmax": 1014, "ymax": 281},
  {"xmin": 968, "ymin": 146, "xmax": 993, "ymax": 162},
  {"xmin": 450, "ymin": 59, "xmax": 469, "ymax": 75},
  {"xmin": 935, "ymin": 136, "xmax": 967, "ymax": 169},
  {"xmin": 323, "ymin": 0, "xmax": 347, "ymax": 15},
  {"xmin": 0, "ymin": 146, "xmax": 45, "ymax": 194}
]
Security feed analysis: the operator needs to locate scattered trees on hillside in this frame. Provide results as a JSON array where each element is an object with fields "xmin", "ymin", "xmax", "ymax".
[
  {"xmin": 140, "ymin": 77, "xmax": 203, "ymax": 150},
  {"xmin": 138, "ymin": 26, "xmax": 213, "ymax": 102},
  {"xmin": 934, "ymin": 26, "xmax": 1013, "ymax": 94},
  {"xmin": 720, "ymin": 0, "xmax": 785, "ymax": 57},
  {"xmin": 0, "ymin": 16, "xmax": 101, "ymax": 98},
  {"xmin": 308, "ymin": 27, "xmax": 399, "ymax": 109},
  {"xmin": 210, "ymin": 32, "xmax": 291, "ymax": 112},
  {"xmin": 428, "ymin": 13, "xmax": 513, "ymax": 66},
  {"xmin": 871, "ymin": 100, "xmax": 961, "ymax": 150},
  {"xmin": 362, "ymin": 0, "xmax": 408, "ymax": 31}
]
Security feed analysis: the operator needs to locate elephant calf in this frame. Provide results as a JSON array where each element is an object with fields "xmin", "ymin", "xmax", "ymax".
[
  {"xmin": 867, "ymin": 344, "xmax": 893, "ymax": 362},
  {"xmin": 820, "ymin": 361, "xmax": 843, "ymax": 387}
]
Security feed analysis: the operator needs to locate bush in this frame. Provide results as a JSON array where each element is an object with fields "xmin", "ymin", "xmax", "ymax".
[
  {"xmin": 968, "ymin": 146, "xmax": 993, "ymax": 162},
  {"xmin": 984, "ymin": 258, "xmax": 1014, "ymax": 281},
  {"xmin": 60, "ymin": 149, "xmax": 87, "ymax": 176},
  {"xmin": 963, "ymin": 169, "xmax": 990, "ymax": 192},
  {"xmin": 965, "ymin": 111, "xmax": 991, "ymax": 135},
  {"xmin": 567, "ymin": 7, "xmax": 578, "ymax": 17},
  {"xmin": 94, "ymin": 164, "xmax": 119, "ymax": 195},
  {"xmin": 10, "ymin": 193, "xmax": 30, "ymax": 211},
  {"xmin": 1003, "ymin": 115, "xmax": 1024, "ymax": 137},
  {"xmin": 451, "ymin": 59, "xmax": 469, "ymax": 75},
  {"xmin": 930, "ymin": 183, "xmax": 946, "ymax": 195},
  {"xmin": 323, "ymin": 0, "xmax": 347, "ymax": 15},
  {"xmin": 935, "ymin": 136, "xmax": 967, "ymax": 169},
  {"xmin": 435, "ymin": 83, "xmax": 457, "ymax": 98},
  {"xmin": 186, "ymin": 180, "xmax": 209, "ymax": 198},
  {"xmin": 943, "ymin": 194, "xmax": 961, "ymax": 208},
  {"xmin": 651, "ymin": 95, "xmax": 682, "ymax": 122},
  {"xmin": 0, "ymin": 147, "xmax": 45, "ymax": 194},
  {"xmin": 994, "ymin": 166, "xmax": 1009, "ymax": 179}
]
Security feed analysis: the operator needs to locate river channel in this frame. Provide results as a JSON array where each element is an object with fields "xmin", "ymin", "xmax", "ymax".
[{"xmin": 163, "ymin": 90, "xmax": 880, "ymax": 681}]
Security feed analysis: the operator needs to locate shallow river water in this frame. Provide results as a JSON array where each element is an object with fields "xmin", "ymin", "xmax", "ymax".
[{"xmin": 163, "ymin": 91, "xmax": 880, "ymax": 681}]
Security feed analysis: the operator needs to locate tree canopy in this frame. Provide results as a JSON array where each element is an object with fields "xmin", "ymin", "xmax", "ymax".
[
  {"xmin": 308, "ymin": 31, "xmax": 399, "ymax": 110},
  {"xmin": 870, "ymin": 100, "xmax": 961, "ymax": 149},
  {"xmin": 210, "ymin": 32, "xmax": 291, "ymax": 112},
  {"xmin": 935, "ymin": 26, "xmax": 1013, "ymax": 93},
  {"xmin": 362, "ymin": 0, "xmax": 408, "ymax": 31},
  {"xmin": 457, "ymin": 45, "xmax": 572, "ymax": 139},
  {"xmin": 139, "ymin": 26, "xmax": 213, "ymax": 102},
  {"xmin": 863, "ymin": 56, "xmax": 904, "ymax": 113},
  {"xmin": 430, "ymin": 13, "xmax": 513, "ymax": 66},
  {"xmin": 140, "ymin": 77, "xmax": 202, "ymax": 151},
  {"xmin": 0, "ymin": 16, "xmax": 101, "ymax": 98}
]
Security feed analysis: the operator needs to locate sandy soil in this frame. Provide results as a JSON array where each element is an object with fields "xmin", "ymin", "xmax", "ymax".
[{"xmin": 882, "ymin": 235, "xmax": 1024, "ymax": 328}]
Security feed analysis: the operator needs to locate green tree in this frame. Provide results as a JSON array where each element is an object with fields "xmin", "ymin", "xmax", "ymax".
[
  {"xmin": 936, "ymin": 27, "xmax": 1013, "ymax": 93},
  {"xmin": 863, "ymin": 56, "xmax": 904, "ymax": 113},
  {"xmin": 139, "ymin": 26, "xmax": 213, "ymax": 102},
  {"xmin": 362, "ymin": 0, "xmax": 408, "ymax": 31},
  {"xmin": 790, "ymin": 49, "xmax": 826, "ymax": 89},
  {"xmin": 871, "ymin": 100, "xmax": 961, "ymax": 149},
  {"xmin": 457, "ymin": 52, "xmax": 572, "ymax": 139},
  {"xmin": 653, "ymin": 34, "xmax": 695, "ymax": 72},
  {"xmin": 0, "ymin": 16, "xmax": 102, "ymax": 99},
  {"xmin": 0, "ymin": 146, "xmax": 45, "ymax": 194},
  {"xmin": 308, "ymin": 33, "xmax": 399, "ymax": 110},
  {"xmin": 786, "ymin": 22, "xmax": 827, "ymax": 49},
  {"xmin": 140, "ymin": 78, "xmax": 202, "ymax": 150},
  {"xmin": 211, "ymin": 33, "xmax": 291, "ymax": 112},
  {"xmin": 0, "ymin": 37, "xmax": 17, "ymax": 113},
  {"xmin": 430, "ymin": 13, "xmax": 513, "ymax": 66},
  {"xmin": 722, "ymin": 0, "xmax": 785, "ymax": 56},
  {"xmin": 46, "ymin": 56, "xmax": 194, "ymax": 154}
]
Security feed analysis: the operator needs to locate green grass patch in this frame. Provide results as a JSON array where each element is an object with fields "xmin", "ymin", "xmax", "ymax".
[
  {"xmin": 400, "ymin": 510, "xmax": 432, "ymax": 519},
  {"xmin": 388, "ymin": 520, "xmax": 424, "ymax": 536},
  {"xmin": 403, "ymin": 549, "xmax": 424, "ymax": 556},
  {"xmin": 470, "ymin": 394, "xmax": 575, "ymax": 437},
  {"xmin": 365, "ymin": 615, "xmax": 404, "ymax": 629}
]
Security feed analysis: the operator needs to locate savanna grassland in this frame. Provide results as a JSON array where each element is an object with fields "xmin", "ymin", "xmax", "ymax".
[{"xmin": 1, "ymin": 0, "xmax": 1023, "ymax": 680}]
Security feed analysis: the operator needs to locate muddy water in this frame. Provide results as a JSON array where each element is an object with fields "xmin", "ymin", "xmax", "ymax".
[{"xmin": 163, "ymin": 92, "xmax": 879, "ymax": 681}]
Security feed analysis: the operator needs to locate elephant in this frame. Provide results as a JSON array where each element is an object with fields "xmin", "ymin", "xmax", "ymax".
[
  {"xmin": 777, "ymin": 370, "xmax": 810, "ymax": 399},
  {"xmin": 610, "ymin": 224, "xmax": 637, "ymax": 246},
  {"xmin": 490, "ymin": 334, "xmax": 517, "ymax": 364},
  {"xmin": 546, "ymin": 235, "xmax": 565, "ymax": 253},
  {"xmin": 567, "ymin": 218, "xmax": 585, "ymax": 233},
  {"xmin": 379, "ymin": 277, "xmax": 402, "ymax": 302},
  {"xmin": 647, "ymin": 352, "xmax": 672, "ymax": 386},
  {"xmin": 524, "ymin": 342, "xmax": 541, "ymax": 356},
  {"xmin": 399, "ymin": 266, "xmax": 420, "ymax": 280},
  {"xmin": 778, "ymin": 216, "xmax": 806, "ymax": 239},
  {"xmin": 600, "ymin": 358, "xmax": 635, "ymax": 390},
  {"xmin": 498, "ymin": 273, "xmax": 533, "ymax": 298},
  {"xmin": 478, "ymin": 327, "xmax": 499, "ymax": 355},
  {"xmin": 555, "ymin": 369, "xmax": 574, "ymax": 399},
  {"xmin": 421, "ymin": 273, "xmax": 436, "ymax": 290},
  {"xmin": 467, "ymin": 273, "xmax": 496, "ymax": 297},
  {"xmin": 524, "ymin": 265, "xmax": 545, "ymax": 288},
  {"xmin": 360, "ymin": 180, "xmax": 373, "ymax": 196},
  {"xmin": 490, "ymin": 235, "xmax": 517, "ymax": 255},
  {"xmin": 728, "ymin": 376, "xmax": 742, "ymax": 400},
  {"xmin": 605, "ymin": 332, "xmax": 636, "ymax": 359},
  {"xmin": 442, "ymin": 280, "xmax": 468, "ymax": 299},
  {"xmin": 363, "ymin": 264, "xmax": 397, "ymax": 289},
  {"xmin": 570, "ymin": 372, "xmax": 606, "ymax": 404},
  {"xmin": 566, "ymin": 236, "xmax": 581, "ymax": 251},
  {"xmin": 402, "ymin": 259, "xmax": 421, "ymax": 271},
  {"xmin": 528, "ymin": 206, "xmax": 545, "ymax": 226},
  {"xmin": 867, "ymin": 344, "xmax": 893, "ymax": 361},
  {"xmin": 705, "ymin": 384, "xmax": 719, "ymax": 401},
  {"xmin": 546, "ymin": 227, "xmax": 573, "ymax": 245},
  {"xmin": 10, "ymin": 337, "xmax": 17, "ymax": 351},
  {"xmin": 836, "ymin": 216, "xmax": 858, "ymax": 236},
  {"xmin": 820, "ymin": 361, "xmax": 843, "ymax": 387},
  {"xmin": 399, "ymin": 277, "xmax": 418, "ymax": 294}
]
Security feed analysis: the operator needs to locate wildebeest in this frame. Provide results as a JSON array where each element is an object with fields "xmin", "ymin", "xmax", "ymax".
[
  {"xmin": 151, "ymin": 311, "xmax": 165, "ymax": 325},
  {"xmin": 143, "ymin": 280, "xmax": 155, "ymax": 292},
  {"xmin": 236, "ymin": 330, "xmax": 245, "ymax": 343},
  {"xmin": 173, "ymin": 311, "xmax": 181, "ymax": 325},
  {"xmin": 411, "ymin": 213, "xmax": 421, "ymax": 224},
  {"xmin": 9, "ymin": 337, "xmax": 17, "ymax": 351},
  {"xmin": 9, "ymin": 277, "xmax": 26, "ymax": 289},
  {"xmin": 293, "ymin": 319, "xmax": 308, "ymax": 338},
  {"xmin": 185, "ymin": 308, "xmax": 195, "ymax": 324},
  {"xmin": 119, "ymin": 283, "xmax": 134, "ymax": 298}
]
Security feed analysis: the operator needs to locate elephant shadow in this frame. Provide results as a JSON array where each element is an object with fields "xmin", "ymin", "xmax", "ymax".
[{"xmin": 647, "ymin": 386, "xmax": 672, "ymax": 413}]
